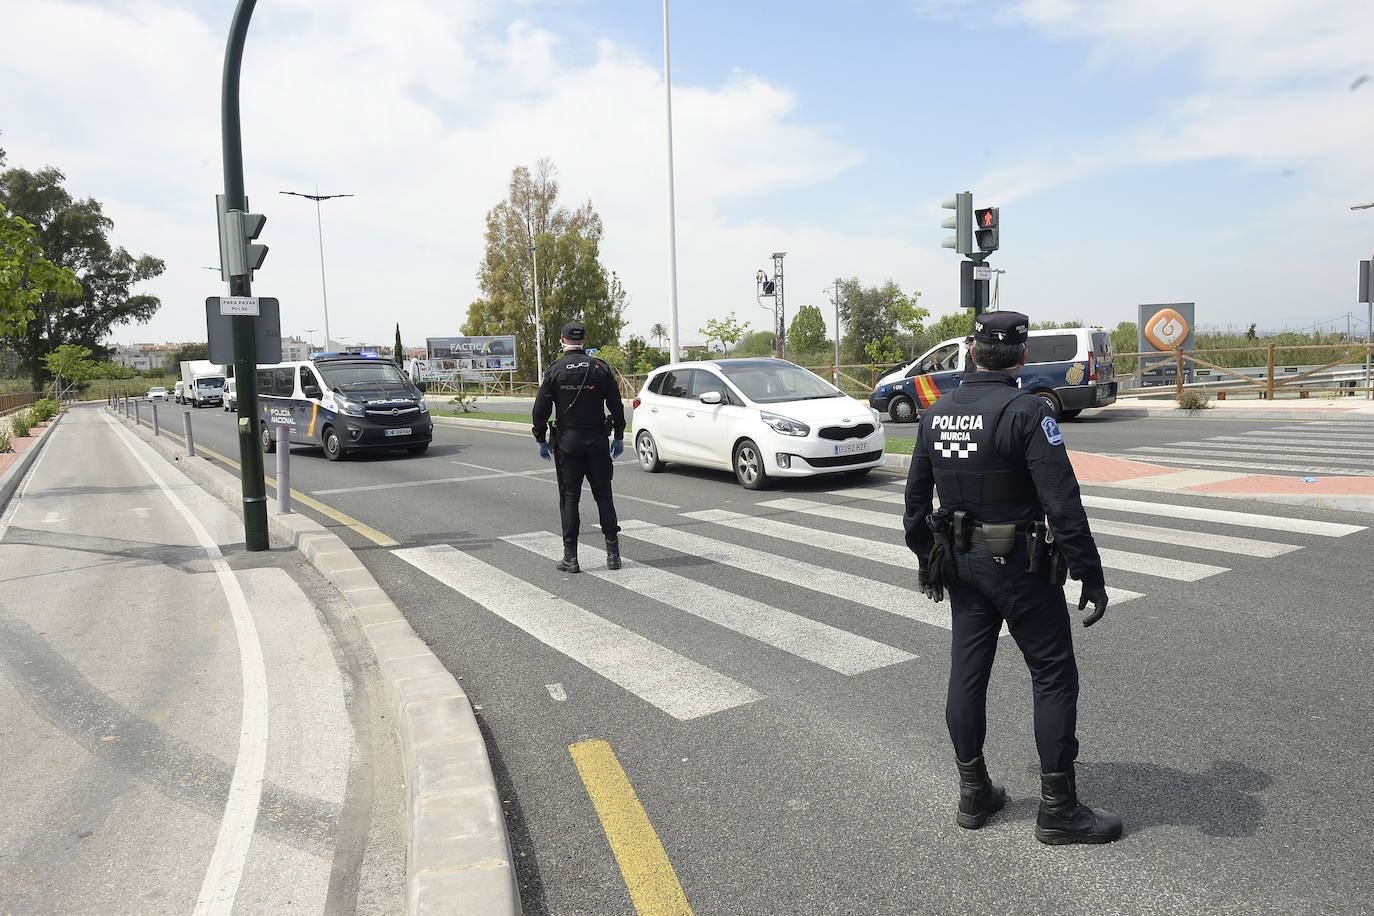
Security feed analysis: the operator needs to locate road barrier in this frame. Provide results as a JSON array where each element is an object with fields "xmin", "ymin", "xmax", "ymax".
[
  {"xmin": 183, "ymin": 412, "xmax": 195, "ymax": 458},
  {"xmin": 275, "ymin": 424, "xmax": 291, "ymax": 514}
]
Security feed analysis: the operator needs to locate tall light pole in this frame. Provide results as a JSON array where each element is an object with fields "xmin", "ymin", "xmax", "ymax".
[
  {"xmin": 825, "ymin": 280, "xmax": 841, "ymax": 385},
  {"xmin": 1351, "ymin": 203, "xmax": 1374, "ymax": 398},
  {"xmin": 280, "ymin": 188, "xmax": 353, "ymax": 350},
  {"xmin": 663, "ymin": 0, "xmax": 681, "ymax": 361},
  {"xmin": 528, "ymin": 244, "xmax": 545, "ymax": 372}
]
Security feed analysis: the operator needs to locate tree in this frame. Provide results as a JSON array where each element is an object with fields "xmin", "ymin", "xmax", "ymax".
[
  {"xmin": 887, "ymin": 290, "xmax": 929, "ymax": 358},
  {"xmin": 462, "ymin": 160, "xmax": 626, "ymax": 379},
  {"xmin": 394, "ymin": 322, "xmax": 403, "ymax": 364},
  {"xmin": 925, "ymin": 310, "xmax": 976, "ymax": 346},
  {"xmin": 864, "ymin": 335, "xmax": 904, "ymax": 365},
  {"xmin": 699, "ymin": 312, "xmax": 750, "ymax": 356},
  {"xmin": 1245, "ymin": 322, "xmax": 1257, "ymax": 341},
  {"xmin": 43, "ymin": 343, "xmax": 97, "ymax": 396},
  {"xmin": 3, "ymin": 205, "xmax": 81, "ymax": 340},
  {"xmin": 0, "ymin": 161, "xmax": 164, "ymax": 389},
  {"xmin": 734, "ymin": 330, "xmax": 777, "ymax": 358},
  {"xmin": 839, "ymin": 278, "xmax": 918, "ymax": 364},
  {"xmin": 787, "ymin": 305, "xmax": 828, "ymax": 353},
  {"xmin": 166, "ymin": 342, "xmax": 209, "ymax": 369},
  {"xmin": 648, "ymin": 322, "xmax": 668, "ymax": 349}
]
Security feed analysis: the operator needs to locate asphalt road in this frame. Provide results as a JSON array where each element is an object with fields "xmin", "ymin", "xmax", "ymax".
[{"xmin": 148, "ymin": 402, "xmax": 1374, "ymax": 915}]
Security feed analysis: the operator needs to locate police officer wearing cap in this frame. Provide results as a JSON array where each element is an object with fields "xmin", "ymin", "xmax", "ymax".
[
  {"xmin": 533, "ymin": 320, "xmax": 626, "ymax": 574},
  {"xmin": 903, "ymin": 309, "xmax": 1122, "ymax": 845}
]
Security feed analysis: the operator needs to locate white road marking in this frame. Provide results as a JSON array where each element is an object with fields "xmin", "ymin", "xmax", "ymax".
[
  {"xmin": 311, "ymin": 467, "xmax": 556, "ymax": 495},
  {"xmin": 618, "ymin": 519, "xmax": 954, "ymax": 630},
  {"xmin": 503, "ymin": 531, "xmax": 915, "ymax": 675},
  {"xmin": 546, "ymin": 683, "xmax": 567, "ymax": 702},
  {"xmin": 392, "ymin": 543, "xmax": 762, "ymax": 720},
  {"xmin": 1080, "ymin": 494, "xmax": 1365, "ymax": 536},
  {"xmin": 1126, "ymin": 444, "xmax": 1374, "ymax": 465},
  {"xmin": 1093, "ymin": 451, "xmax": 1374, "ymax": 479},
  {"xmin": 41, "ymin": 511, "xmax": 63, "ymax": 524},
  {"xmin": 101, "ymin": 412, "xmax": 269, "ymax": 916}
]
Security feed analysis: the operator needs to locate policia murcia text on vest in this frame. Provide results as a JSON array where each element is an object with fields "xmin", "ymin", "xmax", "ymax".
[
  {"xmin": 532, "ymin": 320, "xmax": 627, "ymax": 575},
  {"xmin": 902, "ymin": 309, "xmax": 1123, "ymax": 845}
]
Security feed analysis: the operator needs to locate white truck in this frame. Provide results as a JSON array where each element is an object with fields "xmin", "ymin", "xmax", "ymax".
[{"xmin": 179, "ymin": 360, "xmax": 227, "ymax": 408}]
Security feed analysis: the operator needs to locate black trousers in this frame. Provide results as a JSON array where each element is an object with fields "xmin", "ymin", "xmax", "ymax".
[
  {"xmin": 555, "ymin": 427, "xmax": 619, "ymax": 548},
  {"xmin": 945, "ymin": 543, "xmax": 1080, "ymax": 773}
]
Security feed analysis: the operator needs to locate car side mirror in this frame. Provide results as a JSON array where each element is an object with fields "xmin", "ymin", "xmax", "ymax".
[
  {"xmin": 417, "ymin": 380, "xmax": 429, "ymax": 393},
  {"xmin": 302, "ymin": 384, "xmax": 322, "ymax": 399},
  {"xmin": 699, "ymin": 390, "xmax": 723, "ymax": 405}
]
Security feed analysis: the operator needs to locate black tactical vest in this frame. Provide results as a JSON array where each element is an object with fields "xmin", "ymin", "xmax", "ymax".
[{"xmin": 923, "ymin": 384, "xmax": 1037, "ymax": 525}]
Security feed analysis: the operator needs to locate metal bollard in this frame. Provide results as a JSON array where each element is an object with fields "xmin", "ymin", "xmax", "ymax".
[
  {"xmin": 275, "ymin": 424, "xmax": 291, "ymax": 513},
  {"xmin": 183, "ymin": 411, "xmax": 195, "ymax": 457},
  {"xmin": 152, "ymin": 402, "xmax": 160, "ymax": 436},
  {"xmin": 134, "ymin": 399, "xmax": 140, "ymax": 425}
]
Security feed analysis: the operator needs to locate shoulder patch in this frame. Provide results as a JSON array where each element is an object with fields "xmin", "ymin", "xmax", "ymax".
[{"xmin": 1042, "ymin": 417, "xmax": 1064, "ymax": 446}]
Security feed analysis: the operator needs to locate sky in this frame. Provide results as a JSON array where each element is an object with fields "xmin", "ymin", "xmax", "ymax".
[{"xmin": 4, "ymin": 0, "xmax": 1374, "ymax": 355}]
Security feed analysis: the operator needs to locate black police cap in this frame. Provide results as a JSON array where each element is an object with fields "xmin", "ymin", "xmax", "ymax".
[
  {"xmin": 973, "ymin": 311, "xmax": 1029, "ymax": 346},
  {"xmin": 561, "ymin": 321, "xmax": 586, "ymax": 342}
]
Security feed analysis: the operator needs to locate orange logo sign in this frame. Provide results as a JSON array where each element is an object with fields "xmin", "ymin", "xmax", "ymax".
[{"xmin": 1143, "ymin": 308, "xmax": 1189, "ymax": 351}]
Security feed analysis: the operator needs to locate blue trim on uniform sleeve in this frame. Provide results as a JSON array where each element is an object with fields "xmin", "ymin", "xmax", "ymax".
[{"xmin": 1042, "ymin": 416, "xmax": 1064, "ymax": 446}]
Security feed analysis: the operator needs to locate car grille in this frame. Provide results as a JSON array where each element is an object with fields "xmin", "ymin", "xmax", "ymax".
[
  {"xmin": 818, "ymin": 423, "xmax": 875, "ymax": 441},
  {"xmin": 801, "ymin": 449, "xmax": 882, "ymax": 468},
  {"xmin": 364, "ymin": 405, "xmax": 421, "ymax": 423}
]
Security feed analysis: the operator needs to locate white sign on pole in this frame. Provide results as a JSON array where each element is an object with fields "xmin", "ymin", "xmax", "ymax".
[
  {"xmin": 220, "ymin": 296, "xmax": 260, "ymax": 316},
  {"xmin": 973, "ymin": 265, "xmax": 994, "ymax": 281}
]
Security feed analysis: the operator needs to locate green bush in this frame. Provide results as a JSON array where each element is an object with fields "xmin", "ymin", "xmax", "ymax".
[
  {"xmin": 1177, "ymin": 391, "xmax": 1212, "ymax": 411},
  {"xmin": 30, "ymin": 398, "xmax": 61, "ymax": 422},
  {"xmin": 0, "ymin": 426, "xmax": 11, "ymax": 454},
  {"xmin": 9, "ymin": 408, "xmax": 33, "ymax": 438}
]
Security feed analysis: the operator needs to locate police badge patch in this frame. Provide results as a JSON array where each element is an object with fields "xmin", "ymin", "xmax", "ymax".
[{"xmin": 1042, "ymin": 417, "xmax": 1064, "ymax": 445}]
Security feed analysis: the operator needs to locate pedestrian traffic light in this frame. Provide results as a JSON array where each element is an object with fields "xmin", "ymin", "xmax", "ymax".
[
  {"xmin": 941, "ymin": 192, "xmax": 973, "ymax": 255},
  {"xmin": 974, "ymin": 206, "xmax": 999, "ymax": 252},
  {"xmin": 222, "ymin": 208, "xmax": 268, "ymax": 278}
]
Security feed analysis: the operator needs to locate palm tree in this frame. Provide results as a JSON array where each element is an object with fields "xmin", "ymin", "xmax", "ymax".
[{"xmin": 648, "ymin": 322, "xmax": 668, "ymax": 349}]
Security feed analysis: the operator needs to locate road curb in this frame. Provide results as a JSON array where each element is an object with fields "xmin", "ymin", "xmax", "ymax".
[
  {"xmin": 1097, "ymin": 405, "xmax": 1374, "ymax": 420},
  {"xmin": 0, "ymin": 412, "xmax": 63, "ymax": 511},
  {"xmin": 105, "ymin": 406, "xmax": 521, "ymax": 916}
]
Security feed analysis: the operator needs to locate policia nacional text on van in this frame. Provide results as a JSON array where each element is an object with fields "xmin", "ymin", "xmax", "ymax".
[
  {"xmin": 532, "ymin": 321, "xmax": 626, "ymax": 574},
  {"xmin": 903, "ymin": 310, "xmax": 1122, "ymax": 846}
]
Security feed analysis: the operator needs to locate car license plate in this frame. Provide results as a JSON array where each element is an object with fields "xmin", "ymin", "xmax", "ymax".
[
  {"xmin": 384, "ymin": 427, "xmax": 412, "ymax": 437},
  {"xmin": 834, "ymin": 441, "xmax": 865, "ymax": 455}
]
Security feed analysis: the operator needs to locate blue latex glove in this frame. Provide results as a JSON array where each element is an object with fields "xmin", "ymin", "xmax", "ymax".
[
  {"xmin": 538, "ymin": 442, "xmax": 552, "ymax": 461},
  {"xmin": 610, "ymin": 439, "xmax": 624, "ymax": 459}
]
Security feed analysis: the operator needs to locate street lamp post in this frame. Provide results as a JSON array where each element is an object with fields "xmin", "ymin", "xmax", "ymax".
[
  {"xmin": 300, "ymin": 328, "xmax": 318, "ymax": 352},
  {"xmin": 1350, "ymin": 203, "xmax": 1374, "ymax": 398},
  {"xmin": 825, "ymin": 280, "xmax": 841, "ymax": 385},
  {"xmin": 528, "ymin": 244, "xmax": 544, "ymax": 372},
  {"xmin": 280, "ymin": 188, "xmax": 353, "ymax": 351}
]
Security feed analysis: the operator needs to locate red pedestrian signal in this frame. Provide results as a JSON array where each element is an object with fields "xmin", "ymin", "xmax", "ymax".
[{"xmin": 974, "ymin": 206, "xmax": 999, "ymax": 252}]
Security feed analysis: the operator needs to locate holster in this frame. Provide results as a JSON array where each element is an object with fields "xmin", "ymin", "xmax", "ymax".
[
  {"xmin": 1025, "ymin": 521, "xmax": 1069, "ymax": 585},
  {"xmin": 926, "ymin": 510, "xmax": 959, "ymax": 587}
]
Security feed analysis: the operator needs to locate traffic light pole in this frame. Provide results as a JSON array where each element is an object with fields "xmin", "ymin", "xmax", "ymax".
[{"xmin": 221, "ymin": 0, "xmax": 269, "ymax": 551}]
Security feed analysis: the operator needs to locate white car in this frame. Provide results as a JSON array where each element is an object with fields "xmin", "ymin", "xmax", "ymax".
[
  {"xmin": 222, "ymin": 377, "xmax": 237, "ymax": 411},
  {"xmin": 147, "ymin": 386, "xmax": 169, "ymax": 401},
  {"xmin": 632, "ymin": 358, "xmax": 886, "ymax": 489}
]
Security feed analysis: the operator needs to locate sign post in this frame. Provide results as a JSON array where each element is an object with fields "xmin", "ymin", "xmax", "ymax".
[{"xmin": 1360, "ymin": 260, "xmax": 1372, "ymax": 399}]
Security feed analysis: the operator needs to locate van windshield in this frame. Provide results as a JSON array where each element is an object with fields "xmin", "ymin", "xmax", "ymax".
[{"xmin": 317, "ymin": 361, "xmax": 414, "ymax": 394}]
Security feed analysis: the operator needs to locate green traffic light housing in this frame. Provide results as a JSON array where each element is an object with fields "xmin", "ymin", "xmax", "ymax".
[{"xmin": 974, "ymin": 206, "xmax": 999, "ymax": 252}]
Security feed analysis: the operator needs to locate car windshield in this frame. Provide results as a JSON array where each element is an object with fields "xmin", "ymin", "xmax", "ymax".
[
  {"xmin": 717, "ymin": 362, "xmax": 842, "ymax": 404},
  {"xmin": 316, "ymin": 361, "xmax": 413, "ymax": 393}
]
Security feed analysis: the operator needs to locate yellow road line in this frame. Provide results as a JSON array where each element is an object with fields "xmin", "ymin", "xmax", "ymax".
[
  {"xmin": 126, "ymin": 414, "xmax": 398, "ymax": 547},
  {"xmin": 570, "ymin": 740, "xmax": 693, "ymax": 916}
]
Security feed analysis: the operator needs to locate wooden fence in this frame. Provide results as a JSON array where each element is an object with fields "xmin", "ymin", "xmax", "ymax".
[
  {"xmin": 1117, "ymin": 343, "xmax": 1374, "ymax": 400},
  {"xmin": 1, "ymin": 392, "xmax": 40, "ymax": 416}
]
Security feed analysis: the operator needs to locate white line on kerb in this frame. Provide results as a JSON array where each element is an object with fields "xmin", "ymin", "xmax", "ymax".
[{"xmin": 101, "ymin": 412, "xmax": 268, "ymax": 916}]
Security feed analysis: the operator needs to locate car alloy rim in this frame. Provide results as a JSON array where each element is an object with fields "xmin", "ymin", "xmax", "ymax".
[
  {"xmin": 638, "ymin": 435, "xmax": 654, "ymax": 465},
  {"xmin": 738, "ymin": 447, "xmax": 759, "ymax": 483}
]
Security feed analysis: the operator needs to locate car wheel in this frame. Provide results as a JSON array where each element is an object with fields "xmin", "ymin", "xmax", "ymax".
[
  {"xmin": 733, "ymin": 438, "xmax": 771, "ymax": 490},
  {"xmin": 1060, "ymin": 408, "xmax": 1083, "ymax": 420},
  {"xmin": 1035, "ymin": 390, "xmax": 1063, "ymax": 420},
  {"xmin": 888, "ymin": 395, "xmax": 917, "ymax": 424},
  {"xmin": 259, "ymin": 422, "xmax": 276, "ymax": 453},
  {"xmin": 322, "ymin": 425, "xmax": 346, "ymax": 461},
  {"xmin": 636, "ymin": 430, "xmax": 665, "ymax": 472},
  {"xmin": 407, "ymin": 443, "xmax": 429, "ymax": 455}
]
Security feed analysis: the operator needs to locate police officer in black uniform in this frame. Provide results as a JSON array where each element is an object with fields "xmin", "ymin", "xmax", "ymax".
[
  {"xmin": 903, "ymin": 310, "xmax": 1122, "ymax": 845},
  {"xmin": 533, "ymin": 320, "xmax": 626, "ymax": 574}
]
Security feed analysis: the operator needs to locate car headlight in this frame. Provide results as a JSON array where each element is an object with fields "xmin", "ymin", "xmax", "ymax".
[
  {"xmin": 417, "ymin": 400, "xmax": 429, "ymax": 413},
  {"xmin": 869, "ymin": 407, "xmax": 881, "ymax": 424},
  {"xmin": 760, "ymin": 412, "xmax": 809, "ymax": 437},
  {"xmin": 339, "ymin": 400, "xmax": 366, "ymax": 417}
]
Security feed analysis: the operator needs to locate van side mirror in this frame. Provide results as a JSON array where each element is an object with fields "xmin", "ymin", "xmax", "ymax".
[
  {"xmin": 417, "ymin": 380, "xmax": 429, "ymax": 393},
  {"xmin": 302, "ymin": 384, "xmax": 322, "ymax": 399},
  {"xmin": 699, "ymin": 390, "xmax": 723, "ymax": 405}
]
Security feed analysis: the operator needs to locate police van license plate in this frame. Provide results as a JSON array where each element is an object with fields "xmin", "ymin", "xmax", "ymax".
[
  {"xmin": 384, "ymin": 427, "xmax": 412, "ymax": 437},
  {"xmin": 834, "ymin": 441, "xmax": 865, "ymax": 455}
]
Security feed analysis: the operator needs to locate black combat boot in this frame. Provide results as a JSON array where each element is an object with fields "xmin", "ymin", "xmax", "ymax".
[
  {"xmin": 556, "ymin": 543, "xmax": 580, "ymax": 574},
  {"xmin": 1035, "ymin": 767, "xmax": 1123, "ymax": 844},
  {"xmin": 955, "ymin": 756, "xmax": 1007, "ymax": 829},
  {"xmin": 605, "ymin": 537, "xmax": 622, "ymax": 570}
]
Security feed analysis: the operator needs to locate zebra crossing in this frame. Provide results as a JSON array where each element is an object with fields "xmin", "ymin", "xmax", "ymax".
[
  {"xmin": 1099, "ymin": 418, "xmax": 1374, "ymax": 477},
  {"xmin": 392, "ymin": 482, "xmax": 1364, "ymax": 720}
]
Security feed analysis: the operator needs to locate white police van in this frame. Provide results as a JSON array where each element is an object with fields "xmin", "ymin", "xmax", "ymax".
[
  {"xmin": 256, "ymin": 353, "xmax": 433, "ymax": 460},
  {"xmin": 869, "ymin": 326, "xmax": 1117, "ymax": 422}
]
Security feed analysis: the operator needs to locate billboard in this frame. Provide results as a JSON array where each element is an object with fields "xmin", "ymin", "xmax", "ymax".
[
  {"xmin": 426, "ymin": 336, "xmax": 518, "ymax": 372},
  {"xmin": 1137, "ymin": 302, "xmax": 1196, "ymax": 386}
]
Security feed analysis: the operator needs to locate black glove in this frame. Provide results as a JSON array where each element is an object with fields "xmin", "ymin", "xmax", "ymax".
[
  {"xmin": 1077, "ymin": 584, "xmax": 1109, "ymax": 627},
  {"xmin": 918, "ymin": 565, "xmax": 944, "ymax": 603}
]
